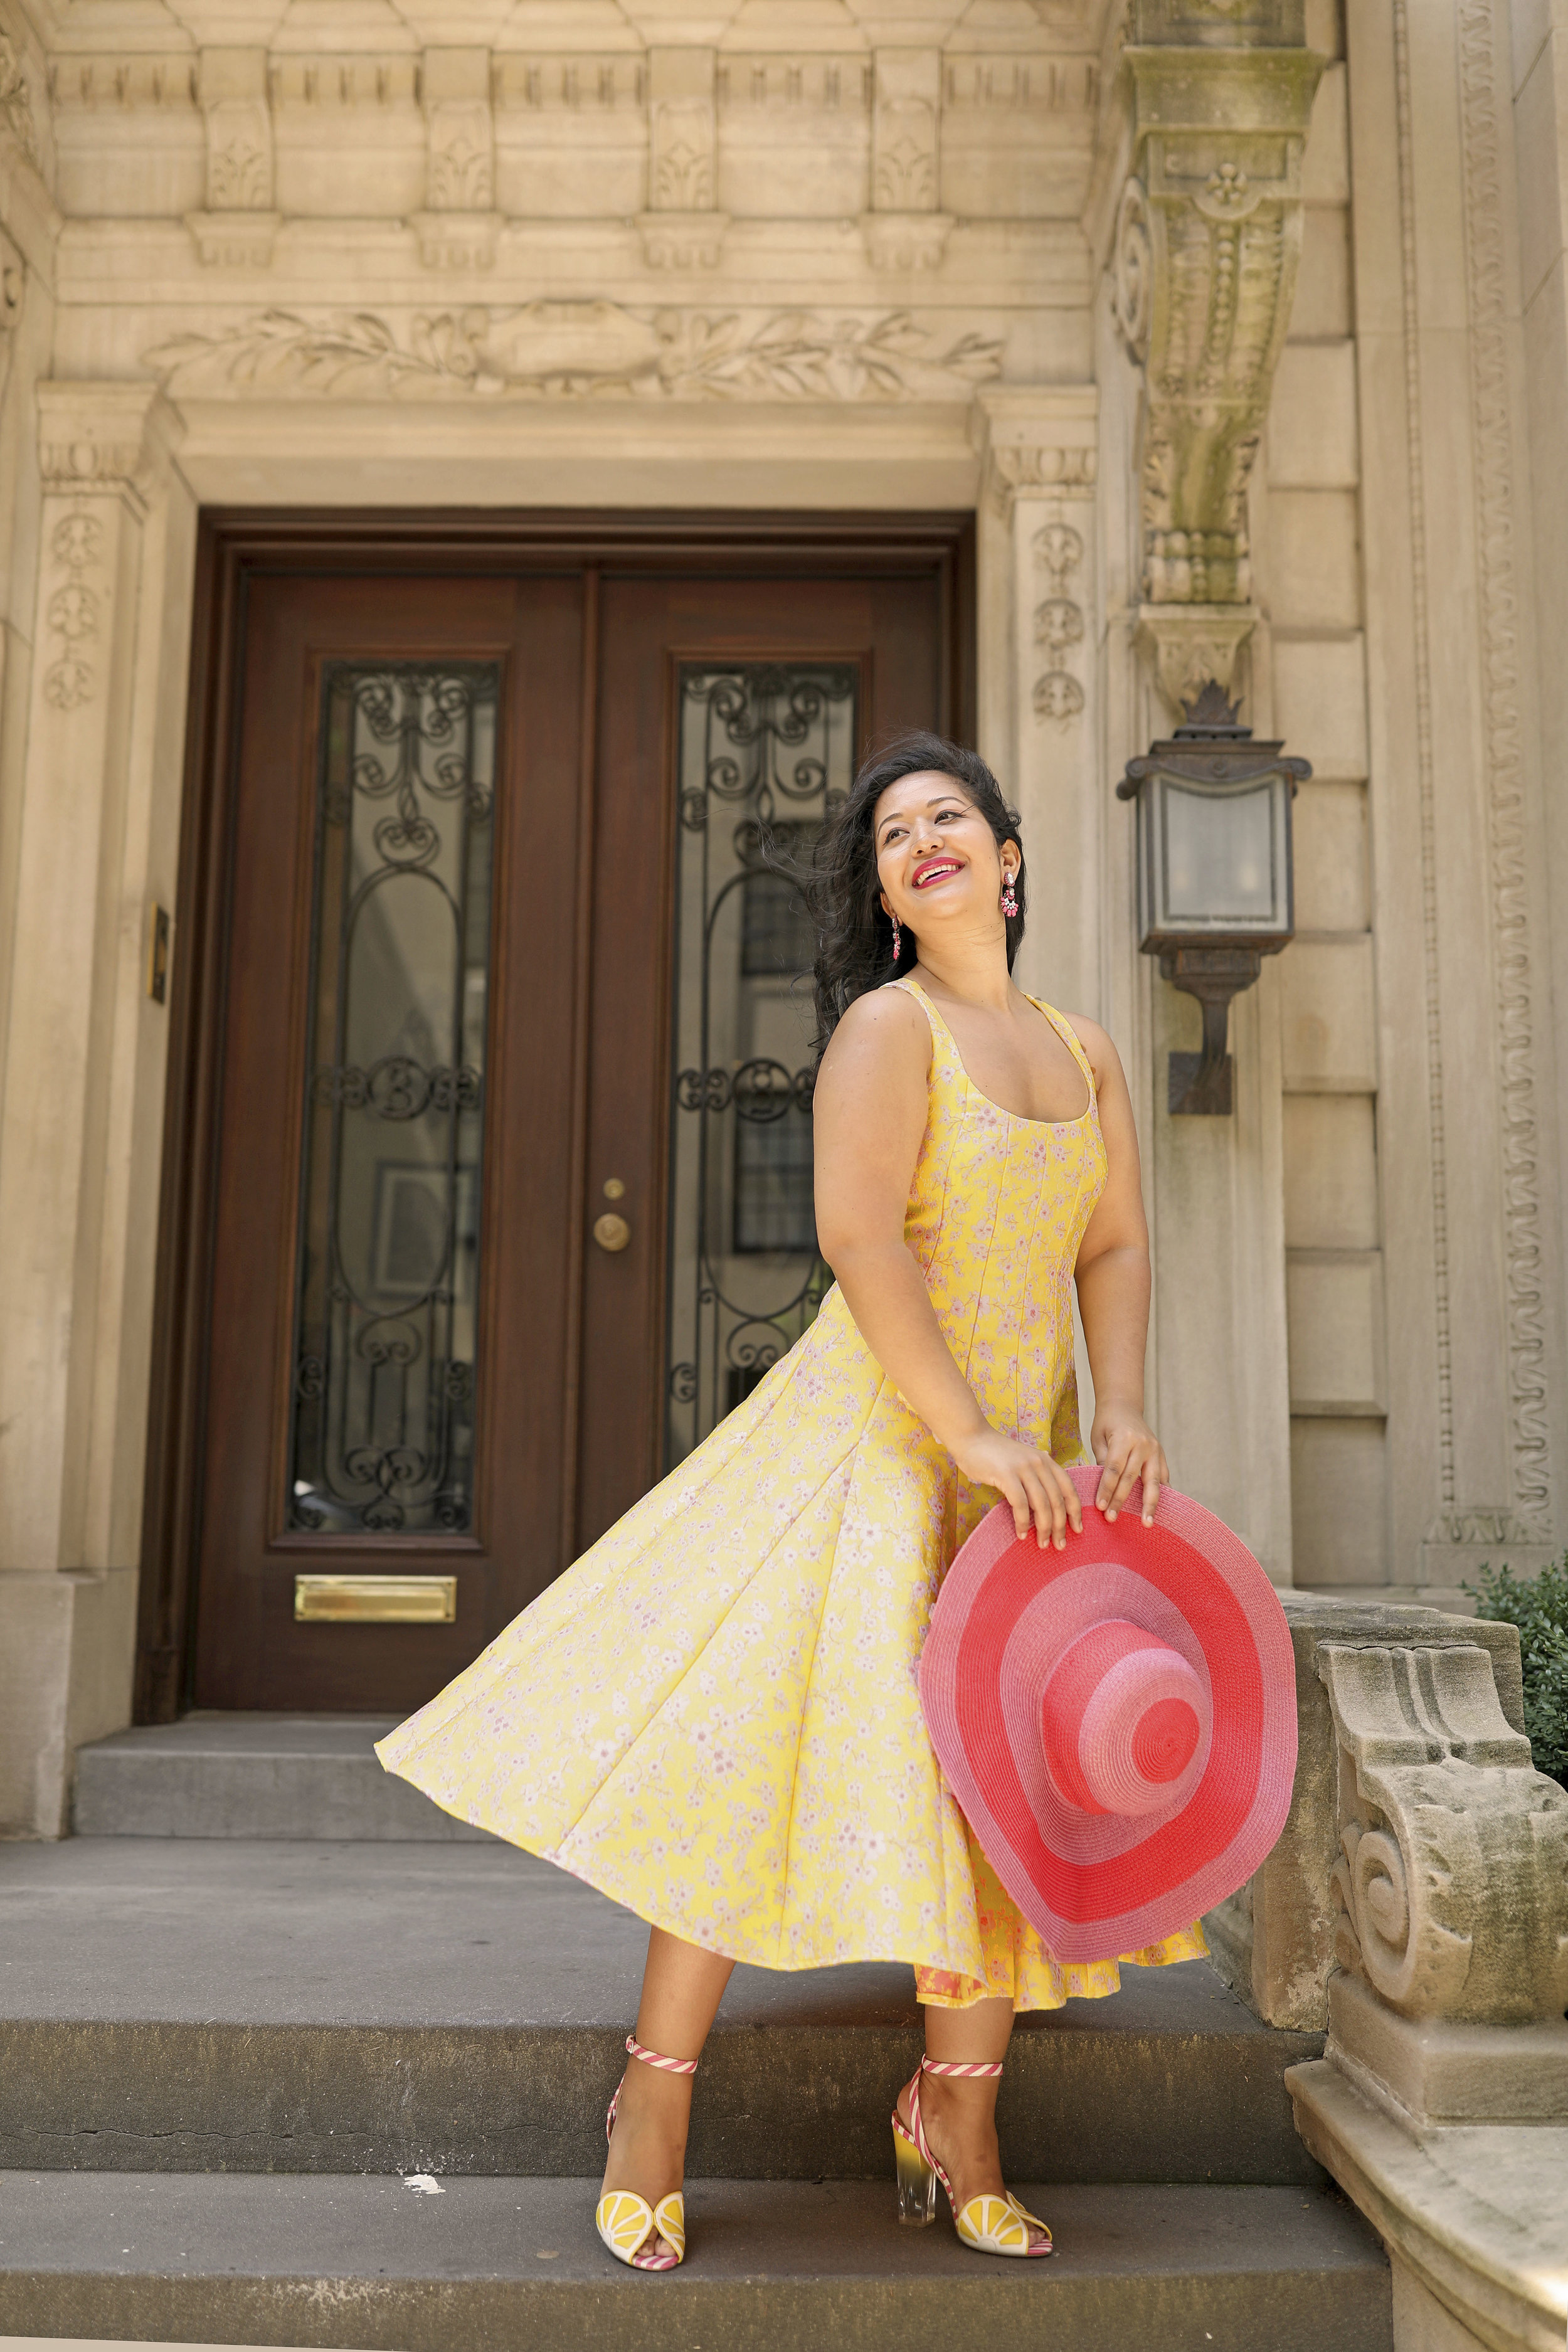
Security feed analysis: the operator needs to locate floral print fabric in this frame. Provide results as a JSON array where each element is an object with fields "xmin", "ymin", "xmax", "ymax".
[{"xmin": 377, "ymin": 978, "xmax": 1205, "ymax": 2008}]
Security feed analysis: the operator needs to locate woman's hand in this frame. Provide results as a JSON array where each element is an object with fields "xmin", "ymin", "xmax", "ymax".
[
  {"xmin": 1091, "ymin": 1403, "xmax": 1168, "ymax": 1526},
  {"xmin": 948, "ymin": 1424, "xmax": 1084, "ymax": 1550}
]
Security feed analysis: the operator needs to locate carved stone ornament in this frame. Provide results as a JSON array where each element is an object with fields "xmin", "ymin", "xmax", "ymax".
[
  {"xmin": 861, "ymin": 214, "xmax": 955, "ymax": 273},
  {"xmin": 0, "ymin": 224, "xmax": 23, "ymax": 417},
  {"xmin": 1119, "ymin": 23, "xmax": 1325, "ymax": 608},
  {"xmin": 636, "ymin": 213, "xmax": 728, "ymax": 271},
  {"xmin": 186, "ymin": 213, "xmax": 282, "ymax": 269},
  {"xmin": 410, "ymin": 213, "xmax": 501, "ymax": 273},
  {"xmin": 0, "ymin": 28, "xmax": 41, "ymax": 166},
  {"xmin": 143, "ymin": 304, "xmax": 1005, "ymax": 404},
  {"xmin": 1111, "ymin": 176, "xmax": 1152, "ymax": 361},
  {"xmin": 1136, "ymin": 603, "xmax": 1259, "ymax": 718},
  {"xmin": 1318, "ymin": 1641, "xmax": 1568, "ymax": 2028}
]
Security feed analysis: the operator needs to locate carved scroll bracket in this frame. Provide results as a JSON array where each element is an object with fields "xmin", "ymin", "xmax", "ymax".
[
  {"xmin": 1317, "ymin": 1638, "xmax": 1568, "ymax": 2126},
  {"xmin": 1115, "ymin": 9, "xmax": 1324, "ymax": 656}
]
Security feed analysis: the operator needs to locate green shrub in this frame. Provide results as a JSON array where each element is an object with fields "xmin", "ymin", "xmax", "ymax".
[{"xmin": 1463, "ymin": 1555, "xmax": 1568, "ymax": 1788}]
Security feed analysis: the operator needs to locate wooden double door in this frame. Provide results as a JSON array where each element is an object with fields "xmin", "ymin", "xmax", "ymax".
[{"xmin": 139, "ymin": 518, "xmax": 970, "ymax": 1717}]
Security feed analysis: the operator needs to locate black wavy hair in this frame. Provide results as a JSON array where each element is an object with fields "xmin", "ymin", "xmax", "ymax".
[{"xmin": 800, "ymin": 731, "xmax": 1026, "ymax": 1061}]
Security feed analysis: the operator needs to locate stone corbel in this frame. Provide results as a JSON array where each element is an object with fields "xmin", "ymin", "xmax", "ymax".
[
  {"xmin": 638, "ymin": 47, "xmax": 726, "ymax": 272},
  {"xmin": 862, "ymin": 50, "xmax": 951, "ymax": 273},
  {"xmin": 1115, "ymin": 6, "xmax": 1324, "ymax": 707},
  {"xmin": 412, "ymin": 47, "xmax": 501, "ymax": 272},
  {"xmin": 188, "ymin": 49, "xmax": 279, "ymax": 268}
]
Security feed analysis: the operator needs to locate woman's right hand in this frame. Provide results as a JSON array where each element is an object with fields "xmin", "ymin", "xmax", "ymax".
[{"xmin": 947, "ymin": 1424, "xmax": 1084, "ymax": 1551}]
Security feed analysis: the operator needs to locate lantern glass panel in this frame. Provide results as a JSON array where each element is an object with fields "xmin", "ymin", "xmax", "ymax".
[{"xmin": 1152, "ymin": 775, "xmax": 1286, "ymax": 932}]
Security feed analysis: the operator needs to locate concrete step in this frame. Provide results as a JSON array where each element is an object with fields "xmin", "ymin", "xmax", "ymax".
[
  {"xmin": 0, "ymin": 1838, "xmax": 1324, "ymax": 2186},
  {"xmin": 0, "ymin": 2171, "xmax": 1392, "ymax": 2351},
  {"xmin": 72, "ymin": 1715, "xmax": 492, "ymax": 1841}
]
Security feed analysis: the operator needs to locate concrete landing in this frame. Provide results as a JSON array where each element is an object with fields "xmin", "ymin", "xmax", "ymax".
[
  {"xmin": 0, "ymin": 1838, "xmax": 1325, "ymax": 2185},
  {"xmin": 0, "ymin": 2173, "xmax": 1392, "ymax": 2352},
  {"xmin": 72, "ymin": 1716, "xmax": 490, "ymax": 1841}
]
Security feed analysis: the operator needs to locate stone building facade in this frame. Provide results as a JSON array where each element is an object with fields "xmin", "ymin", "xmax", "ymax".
[{"xmin": 1, "ymin": 0, "xmax": 1565, "ymax": 1838}]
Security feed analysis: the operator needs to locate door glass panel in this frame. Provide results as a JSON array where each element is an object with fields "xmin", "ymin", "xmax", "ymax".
[
  {"xmin": 665, "ymin": 663, "xmax": 857, "ymax": 1469},
  {"xmin": 289, "ymin": 662, "xmax": 498, "ymax": 1534}
]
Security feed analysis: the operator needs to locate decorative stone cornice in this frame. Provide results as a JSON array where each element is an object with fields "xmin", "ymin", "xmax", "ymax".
[{"xmin": 1115, "ymin": 6, "xmax": 1324, "ymax": 618}]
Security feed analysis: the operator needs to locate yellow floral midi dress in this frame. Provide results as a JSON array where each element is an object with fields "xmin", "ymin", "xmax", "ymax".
[{"xmin": 378, "ymin": 975, "xmax": 1205, "ymax": 2008}]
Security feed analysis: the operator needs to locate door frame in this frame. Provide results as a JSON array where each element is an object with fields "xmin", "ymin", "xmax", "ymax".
[{"xmin": 133, "ymin": 508, "xmax": 975, "ymax": 1722}]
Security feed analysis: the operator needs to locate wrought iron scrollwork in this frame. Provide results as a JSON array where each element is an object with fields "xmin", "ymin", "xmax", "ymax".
[
  {"xmin": 665, "ymin": 662, "xmax": 856, "ymax": 1468},
  {"xmin": 287, "ymin": 663, "xmax": 498, "ymax": 1537}
]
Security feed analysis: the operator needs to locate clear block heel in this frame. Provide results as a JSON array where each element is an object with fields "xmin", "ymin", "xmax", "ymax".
[{"xmin": 893, "ymin": 2115, "xmax": 938, "ymax": 2225}]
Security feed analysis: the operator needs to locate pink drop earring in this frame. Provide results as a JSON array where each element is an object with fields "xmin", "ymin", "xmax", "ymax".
[
  {"xmin": 890, "ymin": 914, "xmax": 903, "ymax": 965},
  {"xmin": 1000, "ymin": 868, "xmax": 1019, "ymax": 919}
]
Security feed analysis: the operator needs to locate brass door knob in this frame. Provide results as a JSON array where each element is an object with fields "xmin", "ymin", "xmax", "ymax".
[{"xmin": 593, "ymin": 1210, "xmax": 632, "ymax": 1254}]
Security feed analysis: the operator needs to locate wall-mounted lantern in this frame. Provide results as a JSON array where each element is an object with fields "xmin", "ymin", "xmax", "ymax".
[{"xmin": 1116, "ymin": 682, "xmax": 1311, "ymax": 1116}]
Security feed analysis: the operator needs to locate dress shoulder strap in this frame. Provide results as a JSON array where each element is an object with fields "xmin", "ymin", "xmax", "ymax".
[
  {"xmin": 1026, "ymin": 995, "xmax": 1099, "ymax": 1101},
  {"xmin": 886, "ymin": 972, "xmax": 948, "ymax": 1034}
]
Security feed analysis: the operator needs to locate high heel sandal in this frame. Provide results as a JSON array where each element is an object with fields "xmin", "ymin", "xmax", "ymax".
[
  {"xmin": 891, "ymin": 2057, "xmax": 1053, "ymax": 2257},
  {"xmin": 595, "ymin": 2033, "xmax": 699, "ymax": 2272}
]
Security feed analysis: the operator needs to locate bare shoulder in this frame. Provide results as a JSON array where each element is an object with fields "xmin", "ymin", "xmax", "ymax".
[
  {"xmin": 816, "ymin": 982, "xmax": 931, "ymax": 1093},
  {"xmin": 1058, "ymin": 1010, "xmax": 1125, "ymax": 1091}
]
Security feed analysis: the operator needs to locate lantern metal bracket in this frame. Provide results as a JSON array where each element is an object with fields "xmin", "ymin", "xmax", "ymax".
[{"xmin": 1157, "ymin": 943, "xmax": 1263, "ymax": 1116}]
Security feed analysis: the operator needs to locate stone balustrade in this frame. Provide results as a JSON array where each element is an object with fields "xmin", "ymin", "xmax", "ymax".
[{"xmin": 1205, "ymin": 1594, "xmax": 1568, "ymax": 2352}]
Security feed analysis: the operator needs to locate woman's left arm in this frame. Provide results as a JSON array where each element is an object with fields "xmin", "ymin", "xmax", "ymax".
[{"xmin": 1067, "ymin": 1017, "xmax": 1169, "ymax": 1526}]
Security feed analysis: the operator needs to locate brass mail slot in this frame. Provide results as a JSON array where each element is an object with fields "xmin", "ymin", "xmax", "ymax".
[{"xmin": 294, "ymin": 1574, "xmax": 457, "ymax": 1624}]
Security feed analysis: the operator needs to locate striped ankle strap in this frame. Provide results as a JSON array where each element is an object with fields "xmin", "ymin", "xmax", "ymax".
[
  {"xmin": 626, "ymin": 2033, "xmax": 699, "ymax": 2076},
  {"xmin": 920, "ymin": 2056, "xmax": 1004, "ymax": 2080}
]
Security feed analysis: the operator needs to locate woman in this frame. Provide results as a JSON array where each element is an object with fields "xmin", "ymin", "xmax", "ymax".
[{"xmin": 376, "ymin": 731, "xmax": 1204, "ymax": 2271}]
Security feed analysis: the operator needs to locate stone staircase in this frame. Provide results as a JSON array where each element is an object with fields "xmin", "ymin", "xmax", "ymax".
[{"xmin": 0, "ymin": 1719, "xmax": 1394, "ymax": 2349}]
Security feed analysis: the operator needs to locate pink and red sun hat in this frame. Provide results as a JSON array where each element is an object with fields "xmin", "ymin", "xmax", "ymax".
[{"xmin": 919, "ymin": 1463, "xmax": 1298, "ymax": 1964}]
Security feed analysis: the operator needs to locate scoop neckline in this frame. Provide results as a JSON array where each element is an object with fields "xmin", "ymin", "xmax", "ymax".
[{"xmin": 899, "ymin": 973, "xmax": 1095, "ymax": 1131}]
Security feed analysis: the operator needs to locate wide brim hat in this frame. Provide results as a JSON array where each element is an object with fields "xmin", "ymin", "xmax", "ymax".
[{"xmin": 919, "ymin": 1465, "xmax": 1297, "ymax": 1965}]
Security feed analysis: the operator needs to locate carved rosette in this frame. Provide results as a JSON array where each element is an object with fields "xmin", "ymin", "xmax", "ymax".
[
  {"xmin": 1320, "ymin": 1641, "xmax": 1568, "ymax": 2026},
  {"xmin": 1118, "ymin": 36, "xmax": 1324, "ymax": 612}
]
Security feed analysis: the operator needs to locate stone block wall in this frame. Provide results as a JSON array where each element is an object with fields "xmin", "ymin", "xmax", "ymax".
[{"xmin": 1263, "ymin": 9, "xmax": 1392, "ymax": 1590}]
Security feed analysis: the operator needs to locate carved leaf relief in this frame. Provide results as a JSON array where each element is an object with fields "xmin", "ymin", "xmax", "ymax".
[{"xmin": 143, "ymin": 304, "xmax": 1004, "ymax": 405}]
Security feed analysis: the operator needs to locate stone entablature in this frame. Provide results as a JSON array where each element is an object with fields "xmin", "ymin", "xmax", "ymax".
[{"xmin": 24, "ymin": 5, "xmax": 1107, "ymax": 269}]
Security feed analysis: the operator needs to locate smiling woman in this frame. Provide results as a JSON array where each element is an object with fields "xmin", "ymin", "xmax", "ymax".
[
  {"xmin": 376, "ymin": 726, "xmax": 1211, "ymax": 2277},
  {"xmin": 803, "ymin": 733, "xmax": 1028, "ymax": 1046}
]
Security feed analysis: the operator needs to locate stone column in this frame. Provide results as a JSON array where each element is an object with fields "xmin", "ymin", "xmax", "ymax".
[
  {"xmin": 638, "ymin": 46, "xmax": 724, "ymax": 270},
  {"xmin": 187, "ymin": 48, "xmax": 278, "ymax": 267},
  {"xmin": 0, "ymin": 382, "xmax": 188, "ymax": 1836},
  {"xmin": 412, "ymin": 46, "xmax": 500, "ymax": 272}
]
